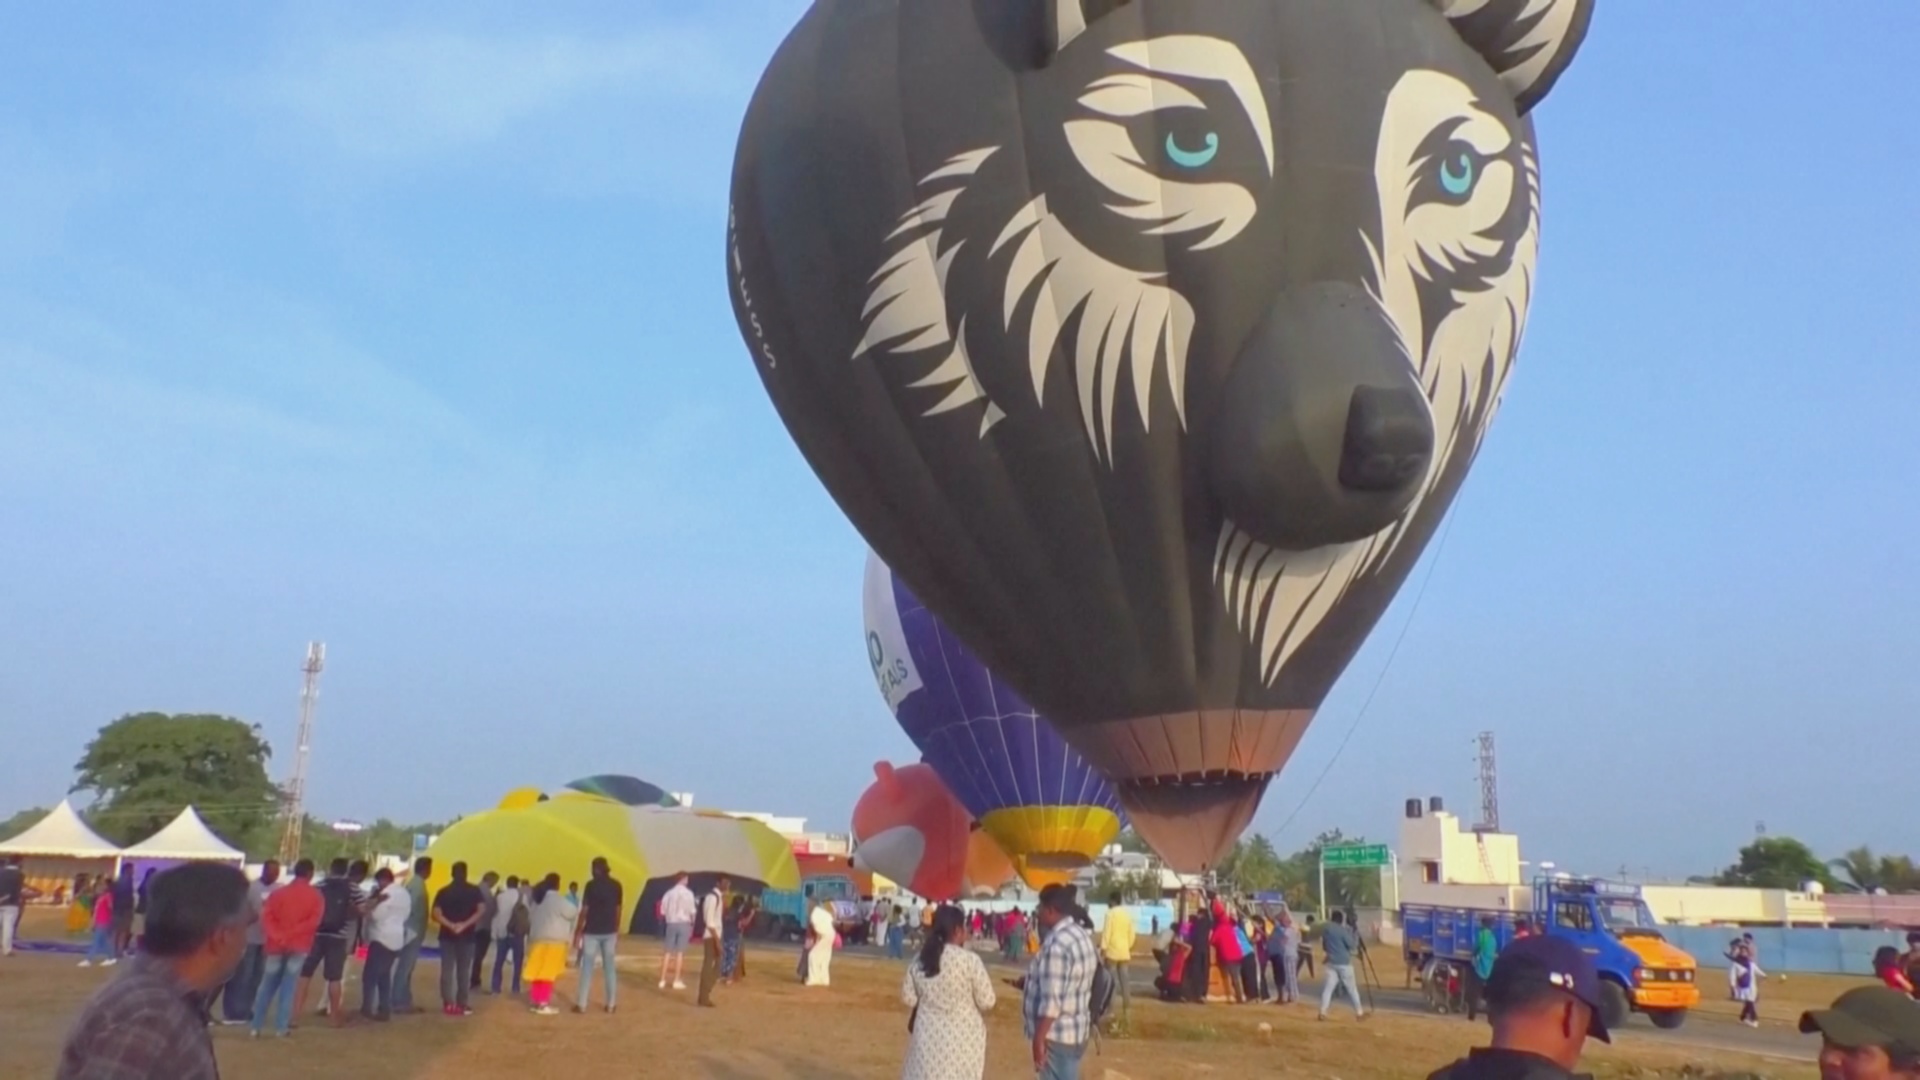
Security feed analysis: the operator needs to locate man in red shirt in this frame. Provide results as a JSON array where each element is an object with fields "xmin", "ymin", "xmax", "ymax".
[{"xmin": 250, "ymin": 859, "xmax": 323, "ymax": 1038}]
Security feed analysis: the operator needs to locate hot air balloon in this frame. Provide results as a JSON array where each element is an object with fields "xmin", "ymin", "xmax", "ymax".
[
  {"xmin": 729, "ymin": 1, "xmax": 1590, "ymax": 869},
  {"xmin": 849, "ymin": 761, "xmax": 972, "ymax": 900},
  {"xmin": 962, "ymin": 828, "xmax": 1017, "ymax": 898},
  {"xmin": 562, "ymin": 774, "xmax": 681, "ymax": 809},
  {"xmin": 864, "ymin": 551, "xmax": 1125, "ymax": 873}
]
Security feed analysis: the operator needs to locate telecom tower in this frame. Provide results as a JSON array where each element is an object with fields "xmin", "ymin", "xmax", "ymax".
[
  {"xmin": 1472, "ymin": 730, "xmax": 1500, "ymax": 883},
  {"xmin": 276, "ymin": 642, "xmax": 326, "ymax": 864},
  {"xmin": 1475, "ymin": 730, "xmax": 1500, "ymax": 833}
]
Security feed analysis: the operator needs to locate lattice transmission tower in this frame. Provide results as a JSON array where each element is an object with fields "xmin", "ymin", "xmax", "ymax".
[
  {"xmin": 1474, "ymin": 730, "xmax": 1500, "ymax": 833},
  {"xmin": 276, "ymin": 642, "xmax": 326, "ymax": 864}
]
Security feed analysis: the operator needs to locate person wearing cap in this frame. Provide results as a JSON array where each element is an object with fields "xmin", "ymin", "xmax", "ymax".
[
  {"xmin": 1800, "ymin": 987, "xmax": 1920, "ymax": 1080},
  {"xmin": 1427, "ymin": 935, "xmax": 1610, "ymax": 1080}
]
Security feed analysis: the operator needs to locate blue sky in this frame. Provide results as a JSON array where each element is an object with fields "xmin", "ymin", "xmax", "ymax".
[{"xmin": 1, "ymin": 2, "xmax": 1914, "ymax": 881}]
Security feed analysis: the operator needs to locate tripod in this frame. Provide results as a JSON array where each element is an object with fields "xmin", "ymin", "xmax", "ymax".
[{"xmin": 1352, "ymin": 931, "xmax": 1384, "ymax": 1015}]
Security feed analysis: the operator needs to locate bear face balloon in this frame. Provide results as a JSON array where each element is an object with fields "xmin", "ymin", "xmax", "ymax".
[{"xmin": 728, "ymin": 0, "xmax": 1590, "ymax": 870}]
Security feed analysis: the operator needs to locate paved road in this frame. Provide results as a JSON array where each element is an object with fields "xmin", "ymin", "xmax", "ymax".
[{"xmin": 1355, "ymin": 984, "xmax": 1817, "ymax": 1063}]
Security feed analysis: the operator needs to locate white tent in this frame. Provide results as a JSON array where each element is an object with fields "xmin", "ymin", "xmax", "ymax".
[
  {"xmin": 118, "ymin": 806, "xmax": 245, "ymax": 863},
  {"xmin": 0, "ymin": 799, "xmax": 122, "ymax": 902},
  {"xmin": 0, "ymin": 799, "xmax": 120, "ymax": 858}
]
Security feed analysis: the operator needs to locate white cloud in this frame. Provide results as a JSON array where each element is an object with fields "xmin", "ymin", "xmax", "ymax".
[{"xmin": 266, "ymin": 29, "xmax": 739, "ymax": 160}]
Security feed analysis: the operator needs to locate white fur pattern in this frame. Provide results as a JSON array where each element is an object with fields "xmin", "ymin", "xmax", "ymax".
[
  {"xmin": 850, "ymin": 40, "xmax": 1537, "ymax": 689},
  {"xmin": 1217, "ymin": 69, "xmax": 1538, "ymax": 684},
  {"xmin": 852, "ymin": 36, "xmax": 1270, "ymax": 457}
]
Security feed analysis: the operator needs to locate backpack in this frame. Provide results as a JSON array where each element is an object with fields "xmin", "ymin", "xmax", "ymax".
[
  {"xmin": 1088, "ymin": 958, "xmax": 1118, "ymax": 1028},
  {"xmin": 317, "ymin": 878, "xmax": 354, "ymax": 935},
  {"xmin": 508, "ymin": 897, "xmax": 531, "ymax": 938}
]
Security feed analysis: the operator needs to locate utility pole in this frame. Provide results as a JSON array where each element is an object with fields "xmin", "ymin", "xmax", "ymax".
[
  {"xmin": 1474, "ymin": 731, "xmax": 1500, "ymax": 833},
  {"xmin": 276, "ymin": 643, "xmax": 325, "ymax": 865}
]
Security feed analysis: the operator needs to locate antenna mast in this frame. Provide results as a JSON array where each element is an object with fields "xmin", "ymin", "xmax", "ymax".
[
  {"xmin": 277, "ymin": 642, "xmax": 326, "ymax": 864},
  {"xmin": 1474, "ymin": 730, "xmax": 1500, "ymax": 833}
]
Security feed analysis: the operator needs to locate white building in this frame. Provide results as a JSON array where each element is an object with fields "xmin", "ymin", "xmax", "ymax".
[{"xmin": 1398, "ymin": 796, "xmax": 1529, "ymax": 912}]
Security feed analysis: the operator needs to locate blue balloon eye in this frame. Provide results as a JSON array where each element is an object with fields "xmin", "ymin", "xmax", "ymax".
[
  {"xmin": 1164, "ymin": 131, "xmax": 1220, "ymax": 169},
  {"xmin": 1440, "ymin": 151, "xmax": 1476, "ymax": 196}
]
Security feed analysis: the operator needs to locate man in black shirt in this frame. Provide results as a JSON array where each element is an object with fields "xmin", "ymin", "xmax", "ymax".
[
  {"xmin": 576, "ymin": 857, "xmax": 624, "ymax": 1014},
  {"xmin": 0, "ymin": 855, "xmax": 41, "ymax": 957},
  {"xmin": 1427, "ymin": 935, "xmax": 1609, "ymax": 1080},
  {"xmin": 294, "ymin": 858, "xmax": 357, "ymax": 1028},
  {"xmin": 431, "ymin": 862, "xmax": 487, "ymax": 1016}
]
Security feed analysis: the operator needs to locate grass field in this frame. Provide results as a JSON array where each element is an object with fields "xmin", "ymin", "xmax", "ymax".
[{"xmin": 1, "ymin": 909, "xmax": 1840, "ymax": 1080}]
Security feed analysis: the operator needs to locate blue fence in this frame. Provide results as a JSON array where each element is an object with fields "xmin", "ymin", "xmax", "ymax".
[{"xmin": 1654, "ymin": 925, "xmax": 1912, "ymax": 976}]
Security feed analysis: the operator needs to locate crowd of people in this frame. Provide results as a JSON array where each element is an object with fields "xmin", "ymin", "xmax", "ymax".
[
  {"xmin": 1143, "ymin": 892, "xmax": 1374, "ymax": 1020},
  {"xmin": 47, "ymin": 852, "xmax": 830, "ymax": 1079},
  {"xmin": 36, "ymin": 853, "xmax": 1920, "ymax": 1080}
]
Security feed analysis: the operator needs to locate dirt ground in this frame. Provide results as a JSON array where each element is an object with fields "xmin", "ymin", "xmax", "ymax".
[{"xmin": 2, "ymin": 908, "xmax": 1830, "ymax": 1080}]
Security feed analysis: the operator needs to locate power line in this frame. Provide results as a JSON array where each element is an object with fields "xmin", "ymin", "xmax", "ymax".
[{"xmin": 1268, "ymin": 507, "xmax": 1462, "ymax": 838}]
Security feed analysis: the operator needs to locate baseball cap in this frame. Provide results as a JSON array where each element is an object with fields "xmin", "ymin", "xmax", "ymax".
[
  {"xmin": 1484, "ymin": 934, "xmax": 1611, "ymax": 1043},
  {"xmin": 1800, "ymin": 988, "xmax": 1920, "ymax": 1055}
]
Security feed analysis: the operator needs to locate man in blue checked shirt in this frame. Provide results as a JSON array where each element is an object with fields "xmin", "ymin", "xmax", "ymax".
[{"xmin": 1023, "ymin": 884, "xmax": 1098, "ymax": 1079}]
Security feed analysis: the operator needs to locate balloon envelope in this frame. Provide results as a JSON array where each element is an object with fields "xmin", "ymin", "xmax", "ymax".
[
  {"xmin": 865, "ymin": 552, "xmax": 1124, "ymax": 870},
  {"xmin": 729, "ymin": 1, "xmax": 1589, "ymax": 868},
  {"xmin": 423, "ymin": 796, "xmax": 800, "ymax": 905},
  {"xmin": 961, "ymin": 828, "xmax": 1016, "ymax": 898},
  {"xmin": 849, "ymin": 761, "xmax": 971, "ymax": 901},
  {"xmin": 562, "ymin": 774, "xmax": 679, "ymax": 808}
]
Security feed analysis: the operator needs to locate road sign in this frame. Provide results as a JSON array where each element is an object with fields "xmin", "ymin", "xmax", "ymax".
[{"xmin": 1320, "ymin": 843, "xmax": 1390, "ymax": 869}]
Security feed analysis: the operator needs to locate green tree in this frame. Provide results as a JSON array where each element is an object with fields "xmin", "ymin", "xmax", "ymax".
[
  {"xmin": 1090, "ymin": 864, "xmax": 1163, "ymax": 903},
  {"xmin": 296, "ymin": 817, "xmax": 447, "ymax": 867},
  {"xmin": 1830, "ymin": 846, "xmax": 1885, "ymax": 893},
  {"xmin": 1285, "ymin": 830, "xmax": 1384, "ymax": 912},
  {"xmin": 0, "ymin": 806, "xmax": 50, "ymax": 844},
  {"xmin": 72, "ymin": 712, "xmax": 281, "ymax": 853},
  {"xmin": 1220, "ymin": 834, "xmax": 1286, "ymax": 893},
  {"xmin": 1715, "ymin": 837, "xmax": 1832, "ymax": 890},
  {"xmin": 1881, "ymin": 855, "xmax": 1920, "ymax": 893}
]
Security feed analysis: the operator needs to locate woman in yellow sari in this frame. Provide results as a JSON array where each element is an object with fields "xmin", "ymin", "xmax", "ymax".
[{"xmin": 65, "ymin": 874, "xmax": 94, "ymax": 936}]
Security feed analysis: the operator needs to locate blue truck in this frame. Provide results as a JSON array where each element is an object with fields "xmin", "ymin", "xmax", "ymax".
[{"xmin": 1401, "ymin": 876, "xmax": 1700, "ymax": 1030}]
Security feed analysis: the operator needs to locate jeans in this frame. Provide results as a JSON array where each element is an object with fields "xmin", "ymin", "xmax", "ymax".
[
  {"xmin": 85, "ymin": 926, "xmax": 114, "ymax": 964},
  {"xmin": 471, "ymin": 931, "xmax": 491, "ymax": 989},
  {"xmin": 1320, "ymin": 963, "xmax": 1364, "ymax": 1016},
  {"xmin": 0, "ymin": 904, "xmax": 18, "ymax": 956},
  {"xmin": 1040, "ymin": 1039, "xmax": 1086, "ymax": 1080},
  {"xmin": 218, "ymin": 944, "xmax": 264, "ymax": 1021},
  {"xmin": 577, "ymin": 933, "xmax": 618, "ymax": 1008},
  {"xmin": 1268, "ymin": 953, "xmax": 1296, "ymax": 1002},
  {"xmin": 1110, "ymin": 959, "xmax": 1132, "ymax": 1019},
  {"xmin": 491, "ymin": 933, "xmax": 524, "ymax": 994},
  {"xmin": 361, "ymin": 942, "xmax": 397, "ymax": 1018},
  {"xmin": 885, "ymin": 926, "xmax": 904, "ymax": 959},
  {"xmin": 250, "ymin": 952, "xmax": 304, "ymax": 1035},
  {"xmin": 392, "ymin": 936, "xmax": 423, "ymax": 1010},
  {"xmin": 439, "ymin": 938, "xmax": 475, "ymax": 1008}
]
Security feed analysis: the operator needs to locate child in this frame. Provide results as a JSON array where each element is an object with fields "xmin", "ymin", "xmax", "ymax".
[
  {"xmin": 80, "ymin": 888, "xmax": 115, "ymax": 968},
  {"xmin": 885, "ymin": 907, "xmax": 906, "ymax": 959},
  {"xmin": 1730, "ymin": 943, "xmax": 1764, "ymax": 1027}
]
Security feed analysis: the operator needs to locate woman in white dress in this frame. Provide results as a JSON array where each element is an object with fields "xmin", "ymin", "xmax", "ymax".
[
  {"xmin": 901, "ymin": 905, "xmax": 996, "ymax": 1080},
  {"xmin": 804, "ymin": 900, "xmax": 837, "ymax": 986}
]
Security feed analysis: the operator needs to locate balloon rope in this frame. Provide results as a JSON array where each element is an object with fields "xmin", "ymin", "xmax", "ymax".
[{"xmin": 1267, "ymin": 500, "xmax": 1464, "ymax": 837}]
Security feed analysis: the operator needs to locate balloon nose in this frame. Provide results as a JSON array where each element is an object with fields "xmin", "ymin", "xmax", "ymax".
[
  {"xmin": 1208, "ymin": 282, "xmax": 1434, "ymax": 550},
  {"xmin": 1338, "ymin": 385, "xmax": 1433, "ymax": 493}
]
